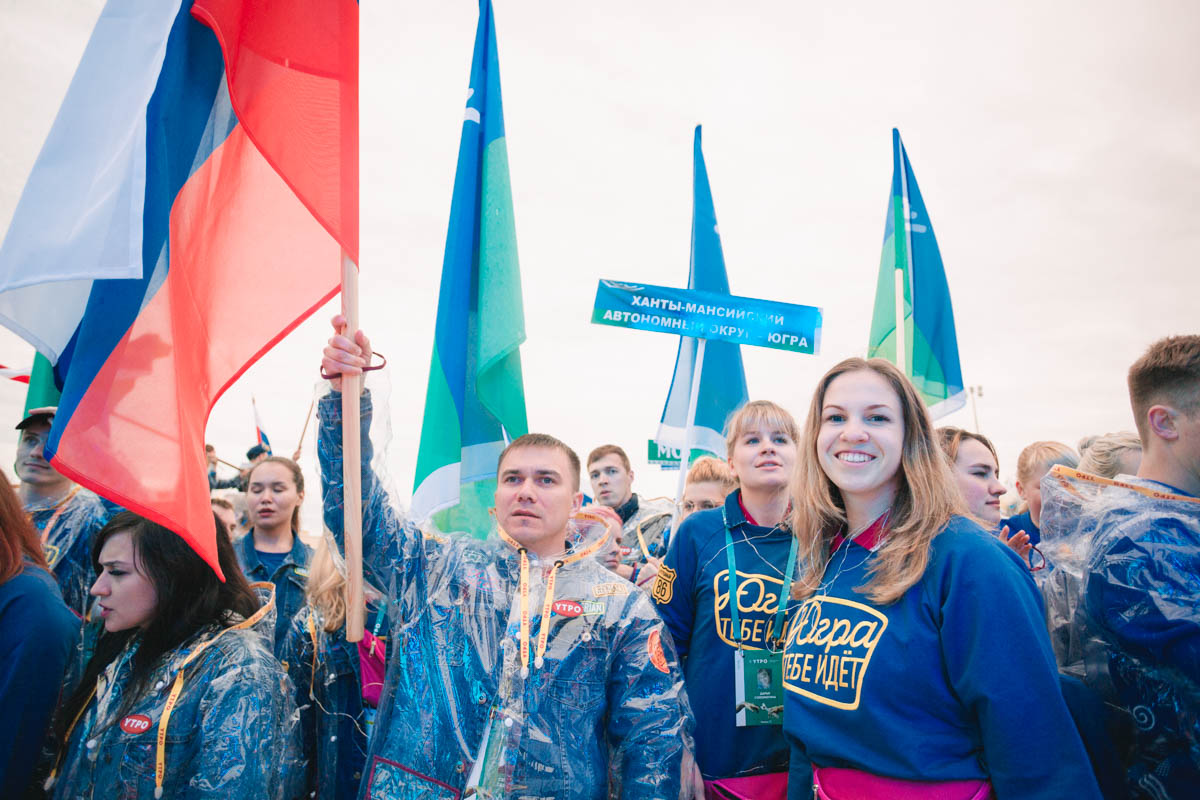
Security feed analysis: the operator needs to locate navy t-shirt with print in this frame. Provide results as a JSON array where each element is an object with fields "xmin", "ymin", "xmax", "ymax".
[{"xmin": 652, "ymin": 490, "xmax": 793, "ymax": 780}]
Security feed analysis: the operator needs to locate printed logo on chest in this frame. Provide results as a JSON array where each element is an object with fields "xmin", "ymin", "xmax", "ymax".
[
  {"xmin": 712, "ymin": 569, "xmax": 789, "ymax": 650},
  {"xmin": 781, "ymin": 595, "xmax": 888, "ymax": 710}
]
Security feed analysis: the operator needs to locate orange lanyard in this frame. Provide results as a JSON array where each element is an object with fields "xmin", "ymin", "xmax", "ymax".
[
  {"xmin": 36, "ymin": 486, "xmax": 81, "ymax": 548},
  {"xmin": 496, "ymin": 512, "xmax": 609, "ymax": 676}
]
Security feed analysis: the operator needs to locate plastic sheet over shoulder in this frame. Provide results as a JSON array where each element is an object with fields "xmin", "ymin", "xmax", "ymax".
[
  {"xmin": 314, "ymin": 373, "xmax": 697, "ymax": 799},
  {"xmin": 1039, "ymin": 466, "xmax": 1200, "ymax": 792},
  {"xmin": 50, "ymin": 583, "xmax": 304, "ymax": 799}
]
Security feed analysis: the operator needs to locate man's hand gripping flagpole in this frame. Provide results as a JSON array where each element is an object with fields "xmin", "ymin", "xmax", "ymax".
[{"xmin": 325, "ymin": 259, "xmax": 367, "ymax": 641}]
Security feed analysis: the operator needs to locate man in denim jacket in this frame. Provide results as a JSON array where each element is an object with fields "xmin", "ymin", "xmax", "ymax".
[{"xmin": 318, "ymin": 324, "xmax": 693, "ymax": 800}]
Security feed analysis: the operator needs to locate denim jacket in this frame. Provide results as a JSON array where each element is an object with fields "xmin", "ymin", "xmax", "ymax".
[
  {"xmin": 280, "ymin": 603, "xmax": 375, "ymax": 800},
  {"xmin": 49, "ymin": 585, "xmax": 304, "ymax": 799},
  {"xmin": 237, "ymin": 530, "xmax": 313, "ymax": 657},
  {"xmin": 27, "ymin": 487, "xmax": 110, "ymax": 616},
  {"xmin": 318, "ymin": 390, "xmax": 694, "ymax": 800}
]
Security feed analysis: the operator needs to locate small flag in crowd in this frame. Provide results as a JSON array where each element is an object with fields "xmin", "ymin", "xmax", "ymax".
[
  {"xmin": 0, "ymin": 0, "xmax": 357, "ymax": 575},
  {"xmin": 252, "ymin": 396, "xmax": 272, "ymax": 453},
  {"xmin": 411, "ymin": 0, "xmax": 529, "ymax": 538},
  {"xmin": 0, "ymin": 363, "xmax": 30, "ymax": 384},
  {"xmin": 867, "ymin": 129, "xmax": 966, "ymax": 419},
  {"xmin": 656, "ymin": 126, "xmax": 749, "ymax": 462}
]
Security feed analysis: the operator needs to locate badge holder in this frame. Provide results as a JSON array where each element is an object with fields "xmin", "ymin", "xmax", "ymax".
[{"xmin": 724, "ymin": 516, "xmax": 796, "ymax": 728}]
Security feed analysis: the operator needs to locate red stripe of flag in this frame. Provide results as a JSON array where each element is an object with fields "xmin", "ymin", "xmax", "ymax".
[
  {"xmin": 50, "ymin": 2, "xmax": 356, "ymax": 577},
  {"xmin": 0, "ymin": 363, "xmax": 31, "ymax": 384}
]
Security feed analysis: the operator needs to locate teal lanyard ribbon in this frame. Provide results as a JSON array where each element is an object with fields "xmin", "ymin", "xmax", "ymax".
[{"xmin": 722, "ymin": 507, "xmax": 799, "ymax": 650}]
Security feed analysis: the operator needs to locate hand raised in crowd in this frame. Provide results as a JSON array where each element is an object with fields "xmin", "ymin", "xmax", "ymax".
[
  {"xmin": 997, "ymin": 525, "xmax": 1032, "ymax": 562},
  {"xmin": 322, "ymin": 313, "xmax": 373, "ymax": 392}
]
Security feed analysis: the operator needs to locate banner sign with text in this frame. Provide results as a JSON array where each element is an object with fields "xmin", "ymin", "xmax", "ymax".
[
  {"xmin": 591, "ymin": 279, "xmax": 822, "ymax": 354},
  {"xmin": 647, "ymin": 439, "xmax": 714, "ymax": 468}
]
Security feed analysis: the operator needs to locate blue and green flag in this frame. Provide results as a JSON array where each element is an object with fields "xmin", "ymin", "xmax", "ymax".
[
  {"xmin": 868, "ymin": 129, "xmax": 965, "ymax": 418},
  {"xmin": 656, "ymin": 126, "xmax": 749, "ymax": 460},
  {"xmin": 411, "ymin": 0, "xmax": 528, "ymax": 536}
]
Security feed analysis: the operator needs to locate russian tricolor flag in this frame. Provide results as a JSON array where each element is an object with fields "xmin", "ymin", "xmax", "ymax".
[
  {"xmin": 252, "ymin": 397, "xmax": 271, "ymax": 453},
  {"xmin": 0, "ymin": 0, "xmax": 357, "ymax": 576}
]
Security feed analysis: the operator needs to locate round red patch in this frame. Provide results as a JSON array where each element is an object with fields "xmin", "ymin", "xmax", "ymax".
[
  {"xmin": 120, "ymin": 714, "xmax": 153, "ymax": 734},
  {"xmin": 552, "ymin": 600, "xmax": 583, "ymax": 618},
  {"xmin": 647, "ymin": 629, "xmax": 669, "ymax": 674}
]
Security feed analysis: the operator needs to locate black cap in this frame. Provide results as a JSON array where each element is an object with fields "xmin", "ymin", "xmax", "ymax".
[
  {"xmin": 16, "ymin": 406, "xmax": 56, "ymax": 431},
  {"xmin": 246, "ymin": 444, "xmax": 269, "ymax": 461}
]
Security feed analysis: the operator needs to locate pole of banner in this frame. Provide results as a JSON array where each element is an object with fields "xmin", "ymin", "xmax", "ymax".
[
  {"xmin": 341, "ymin": 252, "xmax": 365, "ymax": 642},
  {"xmin": 671, "ymin": 338, "xmax": 706, "ymax": 536},
  {"xmin": 893, "ymin": 268, "xmax": 906, "ymax": 377},
  {"xmin": 215, "ymin": 456, "xmax": 241, "ymax": 471},
  {"xmin": 294, "ymin": 398, "xmax": 316, "ymax": 459}
]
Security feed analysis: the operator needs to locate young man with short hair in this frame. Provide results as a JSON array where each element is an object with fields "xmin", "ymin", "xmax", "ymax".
[
  {"xmin": 1074, "ymin": 335, "xmax": 1200, "ymax": 799},
  {"xmin": 318, "ymin": 320, "xmax": 692, "ymax": 799},
  {"xmin": 14, "ymin": 407, "xmax": 109, "ymax": 615},
  {"xmin": 587, "ymin": 444, "xmax": 674, "ymax": 584}
]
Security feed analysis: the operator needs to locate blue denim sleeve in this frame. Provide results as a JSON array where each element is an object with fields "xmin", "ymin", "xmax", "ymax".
[
  {"xmin": 191, "ymin": 636, "xmax": 305, "ymax": 798},
  {"xmin": 605, "ymin": 594, "xmax": 693, "ymax": 799},
  {"xmin": 317, "ymin": 389, "xmax": 428, "ymax": 608}
]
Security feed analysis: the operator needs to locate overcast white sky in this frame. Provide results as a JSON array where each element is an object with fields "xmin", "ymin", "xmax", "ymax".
[{"xmin": 2, "ymin": 0, "xmax": 1198, "ymax": 531}]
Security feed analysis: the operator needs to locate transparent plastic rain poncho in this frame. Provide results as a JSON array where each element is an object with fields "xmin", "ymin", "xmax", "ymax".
[
  {"xmin": 27, "ymin": 486, "xmax": 111, "ymax": 616},
  {"xmin": 620, "ymin": 496, "xmax": 676, "ymax": 566},
  {"xmin": 279, "ymin": 601, "xmax": 378, "ymax": 800},
  {"xmin": 1038, "ymin": 466, "xmax": 1200, "ymax": 795},
  {"xmin": 49, "ymin": 584, "xmax": 304, "ymax": 799},
  {"xmin": 316, "ymin": 385, "xmax": 695, "ymax": 800}
]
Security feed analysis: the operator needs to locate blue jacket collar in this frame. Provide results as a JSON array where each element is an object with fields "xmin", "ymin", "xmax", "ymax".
[{"xmin": 237, "ymin": 529, "xmax": 308, "ymax": 576}]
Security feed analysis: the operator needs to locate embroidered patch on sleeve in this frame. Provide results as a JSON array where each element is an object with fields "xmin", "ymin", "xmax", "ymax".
[
  {"xmin": 650, "ymin": 564, "xmax": 676, "ymax": 604},
  {"xmin": 647, "ymin": 629, "xmax": 669, "ymax": 673}
]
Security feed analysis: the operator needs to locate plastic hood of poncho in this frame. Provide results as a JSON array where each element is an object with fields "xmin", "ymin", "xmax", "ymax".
[{"xmin": 316, "ymin": 376, "xmax": 696, "ymax": 800}]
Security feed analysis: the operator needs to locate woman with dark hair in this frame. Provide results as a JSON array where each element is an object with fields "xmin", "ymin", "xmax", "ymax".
[
  {"xmin": 45, "ymin": 511, "xmax": 302, "ymax": 799},
  {"xmin": 0, "ymin": 468, "xmax": 78, "ymax": 796},
  {"xmin": 237, "ymin": 456, "xmax": 312, "ymax": 654}
]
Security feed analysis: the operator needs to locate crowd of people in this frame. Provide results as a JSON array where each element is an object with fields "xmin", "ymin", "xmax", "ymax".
[{"xmin": 0, "ymin": 322, "xmax": 1196, "ymax": 800}]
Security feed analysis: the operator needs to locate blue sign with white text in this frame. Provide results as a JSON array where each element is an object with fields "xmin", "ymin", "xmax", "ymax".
[{"xmin": 591, "ymin": 279, "xmax": 822, "ymax": 354}]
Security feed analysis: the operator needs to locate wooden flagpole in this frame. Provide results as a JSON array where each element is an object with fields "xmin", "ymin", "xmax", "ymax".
[
  {"xmin": 341, "ymin": 252, "xmax": 365, "ymax": 641},
  {"xmin": 293, "ymin": 398, "xmax": 316, "ymax": 460}
]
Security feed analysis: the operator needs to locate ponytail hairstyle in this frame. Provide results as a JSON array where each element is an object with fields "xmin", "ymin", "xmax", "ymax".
[
  {"xmin": 52, "ymin": 512, "xmax": 259, "ymax": 750},
  {"xmin": 1077, "ymin": 431, "xmax": 1142, "ymax": 479},
  {"xmin": 247, "ymin": 456, "xmax": 305, "ymax": 532},
  {"xmin": 790, "ymin": 358, "xmax": 964, "ymax": 605},
  {"xmin": 0, "ymin": 468, "xmax": 47, "ymax": 583}
]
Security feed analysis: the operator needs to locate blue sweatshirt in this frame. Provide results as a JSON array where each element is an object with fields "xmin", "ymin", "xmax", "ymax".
[
  {"xmin": 0, "ymin": 562, "xmax": 79, "ymax": 797},
  {"xmin": 782, "ymin": 515, "xmax": 1101, "ymax": 800},
  {"xmin": 1000, "ymin": 509, "xmax": 1039, "ymax": 545},
  {"xmin": 652, "ymin": 490, "xmax": 792, "ymax": 779}
]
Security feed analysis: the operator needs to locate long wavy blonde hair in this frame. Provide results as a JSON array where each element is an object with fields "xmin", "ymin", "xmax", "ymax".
[
  {"xmin": 790, "ymin": 358, "xmax": 965, "ymax": 605},
  {"xmin": 305, "ymin": 539, "xmax": 347, "ymax": 633}
]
